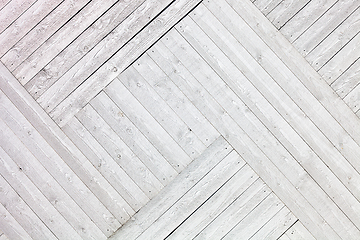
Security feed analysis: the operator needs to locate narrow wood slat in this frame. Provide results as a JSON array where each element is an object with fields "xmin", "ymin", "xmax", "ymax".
[
  {"xmin": 0, "ymin": 145, "xmax": 82, "ymax": 240},
  {"xmin": 24, "ymin": 0, "xmax": 145, "ymax": 97},
  {"xmin": 249, "ymin": 207, "xmax": 297, "ymax": 240},
  {"xmin": 0, "ymin": 0, "xmax": 63, "ymax": 57},
  {"xmin": 292, "ymin": 1, "xmax": 360, "ymax": 56},
  {"xmin": 77, "ymin": 104, "xmax": 163, "ymax": 199},
  {"xmin": 0, "ymin": 0, "xmax": 36, "ymax": 34},
  {"xmin": 134, "ymin": 53, "xmax": 220, "ymax": 147},
  {"xmin": 0, "ymin": 234, "xmax": 9, "ymax": 240},
  {"xmin": 284, "ymin": 221, "xmax": 317, "ymax": 240},
  {"xmin": 13, "ymin": 0, "xmax": 120, "ymax": 84},
  {"xmin": 343, "ymin": 68, "xmax": 360, "ymax": 113},
  {"xmin": 192, "ymin": 1, "xmax": 360, "ymax": 230},
  {"xmin": 63, "ymin": 117, "xmax": 142, "ymax": 214},
  {"xmin": 90, "ymin": 92, "xmax": 178, "ymax": 186},
  {"xmin": 137, "ymin": 150, "xmax": 246, "ymax": 240},
  {"xmin": 0, "ymin": 174, "xmax": 57, "ymax": 240},
  {"xmin": 332, "ymin": 54, "xmax": 360, "ymax": 99},
  {"xmin": 167, "ymin": 164, "xmax": 259, "ymax": 239},
  {"xmin": 267, "ymin": 0, "xmax": 309, "ymax": 29},
  {"xmin": 194, "ymin": 179, "xmax": 272, "ymax": 239},
  {"xmin": 109, "ymin": 136, "xmax": 232, "ymax": 240},
  {"xmin": 37, "ymin": 0, "xmax": 173, "ymax": 113},
  {"xmin": 306, "ymin": 7, "xmax": 360, "ymax": 71},
  {"xmin": 50, "ymin": 0, "xmax": 202, "ymax": 127},
  {"xmin": 226, "ymin": 0, "xmax": 360, "ymax": 163},
  {"xmin": 1, "ymin": 0, "xmax": 92, "ymax": 71},
  {"xmin": 253, "ymin": 0, "xmax": 282, "ymax": 16},
  {"xmin": 105, "ymin": 79, "xmax": 193, "ymax": 172},
  {"xmin": 281, "ymin": 0, "xmax": 338, "ymax": 43},
  {"xmin": 0, "ymin": 201, "xmax": 32, "ymax": 240},
  {"xmin": 158, "ymin": 28, "xmax": 341, "ymax": 240},
  {"xmin": 0, "ymin": 0, "xmax": 12, "ymax": 11},
  {"xmin": 118, "ymin": 66, "xmax": 206, "ymax": 159}
]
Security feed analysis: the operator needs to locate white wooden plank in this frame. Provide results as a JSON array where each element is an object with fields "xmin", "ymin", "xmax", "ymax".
[
  {"xmin": 285, "ymin": 221, "xmax": 317, "ymax": 240},
  {"xmin": 319, "ymin": 32, "xmax": 360, "ymax": 84},
  {"xmin": 37, "ymin": 0, "xmax": 173, "ymax": 113},
  {"xmin": 344, "ymin": 73, "xmax": 360, "ymax": 113},
  {"xmin": 0, "ymin": 0, "xmax": 63, "ymax": 57},
  {"xmin": 253, "ymin": 0, "xmax": 282, "ymax": 16},
  {"xmin": 105, "ymin": 79, "xmax": 193, "ymax": 172},
  {"xmin": 267, "ymin": 0, "xmax": 309, "ymax": 29},
  {"xmin": 1, "ymin": 0, "xmax": 92, "ymax": 71},
  {"xmin": 49, "ymin": 0, "xmax": 202, "ymax": 127},
  {"xmin": 135, "ymin": 53, "xmax": 220, "ymax": 147},
  {"xmin": 109, "ymin": 136, "xmax": 232, "ymax": 240},
  {"xmin": 249, "ymin": 207, "xmax": 297, "ymax": 240},
  {"xmin": 137, "ymin": 150, "xmax": 246, "ymax": 240},
  {"xmin": 24, "ymin": 0, "xmax": 145, "ymax": 96},
  {"xmin": 118, "ymin": 66, "xmax": 207, "ymax": 159},
  {"xmin": 0, "ymin": 62, "xmax": 122, "ymax": 238},
  {"xmin": 223, "ymin": 193, "xmax": 284, "ymax": 240},
  {"xmin": 167, "ymin": 164, "xmax": 258, "ymax": 239},
  {"xmin": 332, "ymin": 56, "xmax": 360, "ymax": 98},
  {"xmin": 0, "ymin": 234, "xmax": 9, "ymax": 240},
  {"xmin": 13, "ymin": 0, "xmax": 120, "ymax": 84},
  {"xmin": 224, "ymin": 0, "xmax": 360, "ymax": 168},
  {"xmin": 0, "ymin": 0, "xmax": 36, "ymax": 34},
  {"xmin": 63, "ymin": 116, "xmax": 147, "ymax": 213},
  {"xmin": 0, "ymin": 174, "xmax": 57, "ymax": 240},
  {"xmin": 279, "ymin": 234, "xmax": 292, "ymax": 240},
  {"xmin": 76, "ymin": 104, "xmax": 163, "ymax": 199},
  {"xmin": 0, "ymin": 146, "xmax": 82, "ymax": 240},
  {"xmin": 181, "ymin": 8, "xmax": 360, "ymax": 236},
  {"xmin": 0, "ymin": 0, "xmax": 12, "ymax": 11},
  {"xmin": 292, "ymin": 1, "xmax": 360, "ymax": 56},
  {"xmin": 0, "ymin": 202, "xmax": 32, "ymax": 240},
  {"xmin": 194, "ymin": 179, "xmax": 272, "ymax": 239},
  {"xmin": 90, "ymin": 92, "xmax": 178, "ymax": 186},
  {"xmin": 281, "ymin": 0, "xmax": 339, "ymax": 43},
  {"xmin": 0, "ymin": 112, "xmax": 107, "ymax": 240},
  {"xmin": 159, "ymin": 28, "xmax": 341, "ymax": 240},
  {"xmin": 306, "ymin": 7, "xmax": 360, "ymax": 71}
]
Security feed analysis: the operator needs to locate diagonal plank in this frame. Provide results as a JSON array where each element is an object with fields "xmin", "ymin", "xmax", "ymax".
[{"xmin": 50, "ymin": 0, "xmax": 202, "ymax": 127}]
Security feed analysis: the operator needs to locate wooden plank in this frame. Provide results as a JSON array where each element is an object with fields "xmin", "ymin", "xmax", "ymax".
[
  {"xmin": 13, "ymin": 0, "xmax": 120, "ymax": 84},
  {"xmin": 105, "ymin": 79, "xmax": 193, "ymax": 172},
  {"xmin": 167, "ymin": 164, "xmax": 259, "ymax": 239},
  {"xmin": 90, "ymin": 92, "xmax": 178, "ymax": 186},
  {"xmin": 0, "ymin": 0, "xmax": 63, "ymax": 57},
  {"xmin": 224, "ymin": 0, "xmax": 360, "ymax": 166},
  {"xmin": 1, "ymin": 0, "xmax": 92, "ymax": 71},
  {"xmin": 249, "ymin": 207, "xmax": 297, "ymax": 240},
  {"xmin": 284, "ymin": 221, "xmax": 317, "ymax": 240},
  {"xmin": 49, "ymin": 0, "xmax": 202, "ymax": 127},
  {"xmin": 0, "ymin": 234, "xmax": 9, "ymax": 240},
  {"xmin": 253, "ymin": 0, "xmax": 282, "ymax": 16},
  {"xmin": 194, "ymin": 179, "xmax": 272, "ymax": 239},
  {"xmin": 118, "ymin": 66, "xmax": 207, "ymax": 159},
  {"xmin": 267, "ymin": 0, "xmax": 310, "ymax": 29},
  {"xmin": 158, "ymin": 28, "xmax": 341, "ymax": 240},
  {"xmin": 319, "ymin": 32, "xmax": 360, "ymax": 84},
  {"xmin": 0, "ymin": 202, "xmax": 32, "ymax": 240},
  {"xmin": 0, "ymin": 0, "xmax": 36, "ymax": 34},
  {"xmin": 306, "ymin": 7, "xmax": 360, "ymax": 71},
  {"xmin": 0, "ymin": 0, "xmax": 12, "ymax": 11},
  {"xmin": 192, "ymin": 1, "xmax": 360, "ymax": 228},
  {"xmin": 109, "ymin": 136, "xmax": 232, "ymax": 240},
  {"xmin": 24, "ymin": 0, "xmax": 145, "ymax": 96},
  {"xmin": 76, "ymin": 104, "xmax": 163, "ymax": 199},
  {"xmin": 134, "ymin": 53, "xmax": 220, "ymax": 147},
  {"xmin": 292, "ymin": 1, "xmax": 360, "ymax": 56},
  {"xmin": 332, "ymin": 56, "xmax": 360, "ymax": 99},
  {"xmin": 136, "ymin": 150, "xmax": 246, "ymax": 240},
  {"xmin": 0, "ymin": 146, "xmax": 82, "ymax": 240},
  {"xmin": 0, "ymin": 62, "xmax": 123, "ymax": 238},
  {"xmin": 223, "ymin": 194, "xmax": 284, "ymax": 239},
  {"xmin": 0, "ymin": 174, "xmax": 57, "ymax": 240},
  {"xmin": 344, "ymin": 72, "xmax": 360, "ymax": 113},
  {"xmin": 281, "ymin": 0, "xmax": 339, "ymax": 43},
  {"xmin": 0, "ymin": 107, "xmax": 107, "ymax": 240},
  {"xmin": 37, "ymin": 0, "xmax": 173, "ymax": 113},
  {"xmin": 63, "ymin": 116, "xmax": 147, "ymax": 213}
]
